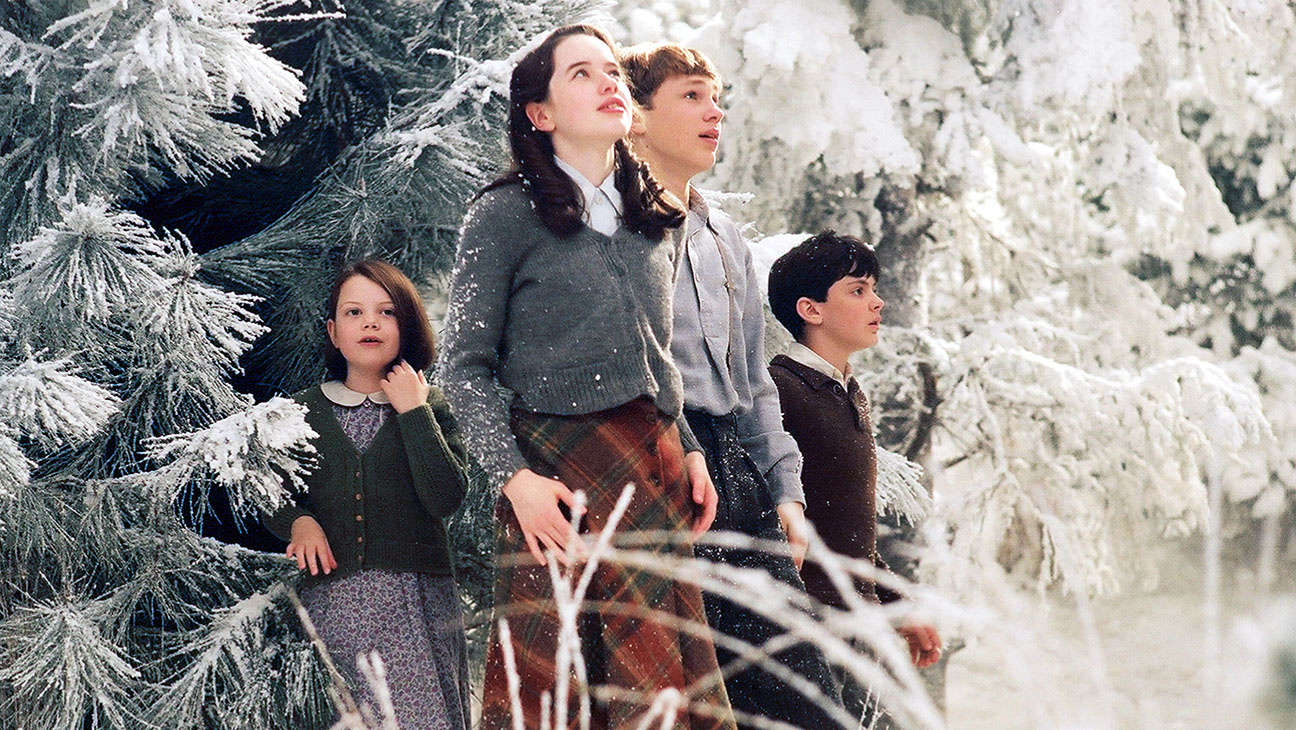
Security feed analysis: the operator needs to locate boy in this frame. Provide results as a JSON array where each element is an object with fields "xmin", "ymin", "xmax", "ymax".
[
  {"xmin": 766, "ymin": 231, "xmax": 942, "ymax": 719},
  {"xmin": 622, "ymin": 44, "xmax": 841, "ymax": 729}
]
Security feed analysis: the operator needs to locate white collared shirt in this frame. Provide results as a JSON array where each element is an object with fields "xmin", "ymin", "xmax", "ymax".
[
  {"xmin": 553, "ymin": 155, "xmax": 622, "ymax": 236},
  {"xmin": 320, "ymin": 380, "xmax": 391, "ymax": 406},
  {"xmin": 784, "ymin": 342, "xmax": 851, "ymax": 388}
]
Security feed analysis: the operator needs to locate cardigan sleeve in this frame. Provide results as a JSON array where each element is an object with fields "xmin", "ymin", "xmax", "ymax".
[
  {"xmin": 262, "ymin": 390, "xmax": 319, "ymax": 542},
  {"xmin": 396, "ymin": 387, "xmax": 470, "ymax": 518},
  {"xmin": 439, "ymin": 188, "xmax": 532, "ymax": 492},
  {"xmin": 263, "ymin": 482, "xmax": 315, "ymax": 542}
]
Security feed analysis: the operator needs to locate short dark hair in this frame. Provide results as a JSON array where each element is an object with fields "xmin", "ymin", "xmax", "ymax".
[
  {"xmin": 767, "ymin": 230, "xmax": 881, "ymax": 341},
  {"xmin": 323, "ymin": 259, "xmax": 436, "ymax": 381},
  {"xmin": 620, "ymin": 42, "xmax": 721, "ymax": 108}
]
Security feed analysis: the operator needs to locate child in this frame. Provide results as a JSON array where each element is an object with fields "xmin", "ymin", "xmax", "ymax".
[
  {"xmin": 438, "ymin": 24, "xmax": 734, "ymax": 730},
  {"xmin": 766, "ymin": 231, "xmax": 942, "ymax": 719},
  {"xmin": 264, "ymin": 258, "xmax": 471, "ymax": 730},
  {"xmin": 622, "ymin": 43, "xmax": 841, "ymax": 730}
]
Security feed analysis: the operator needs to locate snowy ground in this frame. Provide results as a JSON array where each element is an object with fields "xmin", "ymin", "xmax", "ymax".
[{"xmin": 944, "ymin": 550, "xmax": 1292, "ymax": 730}]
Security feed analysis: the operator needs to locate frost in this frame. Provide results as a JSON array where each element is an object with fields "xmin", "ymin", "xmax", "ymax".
[
  {"xmin": 9, "ymin": 198, "xmax": 168, "ymax": 338},
  {"xmin": 0, "ymin": 355, "xmax": 120, "ymax": 450},
  {"xmin": 0, "ymin": 598, "xmax": 145, "ymax": 730},
  {"xmin": 876, "ymin": 446, "xmax": 931, "ymax": 524},
  {"xmin": 690, "ymin": 0, "xmax": 919, "ymax": 210},
  {"xmin": 145, "ymin": 397, "xmax": 318, "ymax": 519},
  {"xmin": 0, "ymin": 432, "xmax": 32, "ymax": 501}
]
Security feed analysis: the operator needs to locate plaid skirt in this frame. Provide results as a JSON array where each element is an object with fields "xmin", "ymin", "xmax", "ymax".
[{"xmin": 479, "ymin": 398, "xmax": 737, "ymax": 730}]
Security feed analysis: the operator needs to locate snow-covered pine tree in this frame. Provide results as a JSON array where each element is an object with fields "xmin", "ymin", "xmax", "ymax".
[{"xmin": 0, "ymin": 0, "xmax": 603, "ymax": 727}]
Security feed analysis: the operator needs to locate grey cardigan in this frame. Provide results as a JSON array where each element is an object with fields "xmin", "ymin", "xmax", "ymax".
[{"xmin": 439, "ymin": 182, "xmax": 699, "ymax": 490}]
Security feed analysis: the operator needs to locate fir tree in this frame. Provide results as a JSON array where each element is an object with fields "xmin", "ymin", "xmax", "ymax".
[{"xmin": 0, "ymin": 0, "xmax": 602, "ymax": 727}]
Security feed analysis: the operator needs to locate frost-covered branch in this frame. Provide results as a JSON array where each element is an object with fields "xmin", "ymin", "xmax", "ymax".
[
  {"xmin": 7, "ymin": 199, "xmax": 167, "ymax": 342},
  {"xmin": 0, "ymin": 431, "xmax": 32, "ymax": 502},
  {"xmin": 144, "ymin": 396, "xmax": 316, "ymax": 522},
  {"xmin": 0, "ymin": 355, "xmax": 120, "ymax": 450},
  {"xmin": 149, "ymin": 585, "xmax": 289, "ymax": 728},
  {"xmin": 876, "ymin": 446, "xmax": 931, "ymax": 524},
  {"xmin": 0, "ymin": 598, "xmax": 146, "ymax": 730},
  {"xmin": 131, "ymin": 238, "xmax": 268, "ymax": 371}
]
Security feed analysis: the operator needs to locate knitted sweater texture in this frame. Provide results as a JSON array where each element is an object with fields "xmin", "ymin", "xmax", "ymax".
[
  {"xmin": 768, "ymin": 355, "xmax": 901, "ymax": 607},
  {"xmin": 264, "ymin": 385, "xmax": 469, "ymax": 586},
  {"xmin": 439, "ymin": 182, "xmax": 697, "ymax": 490}
]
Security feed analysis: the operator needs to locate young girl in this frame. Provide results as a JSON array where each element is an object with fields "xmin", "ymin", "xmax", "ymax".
[
  {"xmin": 264, "ymin": 259, "xmax": 470, "ymax": 730},
  {"xmin": 439, "ymin": 24, "xmax": 735, "ymax": 730}
]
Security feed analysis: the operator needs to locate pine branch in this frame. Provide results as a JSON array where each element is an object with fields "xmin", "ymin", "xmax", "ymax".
[
  {"xmin": 0, "ymin": 355, "xmax": 121, "ymax": 451},
  {"xmin": 143, "ymin": 396, "xmax": 317, "ymax": 524},
  {"xmin": 0, "ymin": 597, "xmax": 148, "ymax": 730},
  {"xmin": 8, "ymin": 198, "xmax": 168, "ymax": 346}
]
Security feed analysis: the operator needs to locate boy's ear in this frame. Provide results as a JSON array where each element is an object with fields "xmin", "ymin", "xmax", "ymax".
[
  {"xmin": 795, "ymin": 297, "xmax": 824, "ymax": 327},
  {"xmin": 525, "ymin": 101, "xmax": 555, "ymax": 132},
  {"xmin": 629, "ymin": 105, "xmax": 648, "ymax": 136}
]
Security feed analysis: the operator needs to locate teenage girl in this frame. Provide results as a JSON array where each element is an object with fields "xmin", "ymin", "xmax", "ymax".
[
  {"xmin": 265, "ymin": 259, "xmax": 470, "ymax": 730},
  {"xmin": 439, "ymin": 24, "xmax": 736, "ymax": 730}
]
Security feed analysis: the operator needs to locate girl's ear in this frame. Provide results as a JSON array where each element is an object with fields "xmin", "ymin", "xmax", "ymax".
[
  {"xmin": 326, "ymin": 318, "xmax": 338, "ymax": 347},
  {"xmin": 795, "ymin": 297, "xmax": 823, "ymax": 327},
  {"xmin": 526, "ymin": 101, "xmax": 555, "ymax": 132}
]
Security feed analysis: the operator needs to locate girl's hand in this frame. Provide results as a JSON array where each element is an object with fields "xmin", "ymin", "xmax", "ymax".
[
  {"xmin": 503, "ymin": 468, "xmax": 587, "ymax": 566},
  {"xmin": 684, "ymin": 451, "xmax": 718, "ymax": 537},
  {"xmin": 287, "ymin": 516, "xmax": 337, "ymax": 576},
  {"xmin": 381, "ymin": 360, "xmax": 430, "ymax": 414}
]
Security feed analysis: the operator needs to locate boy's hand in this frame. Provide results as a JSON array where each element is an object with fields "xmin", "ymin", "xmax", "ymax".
[
  {"xmin": 381, "ymin": 360, "xmax": 430, "ymax": 414},
  {"xmin": 287, "ymin": 516, "xmax": 337, "ymax": 576},
  {"xmin": 503, "ymin": 468, "xmax": 587, "ymax": 566},
  {"xmin": 776, "ymin": 502, "xmax": 809, "ymax": 570},
  {"xmin": 898, "ymin": 622, "xmax": 942, "ymax": 668},
  {"xmin": 684, "ymin": 451, "xmax": 717, "ymax": 536}
]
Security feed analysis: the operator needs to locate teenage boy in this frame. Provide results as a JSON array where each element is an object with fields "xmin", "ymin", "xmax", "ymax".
[
  {"xmin": 622, "ymin": 44, "xmax": 841, "ymax": 730},
  {"xmin": 766, "ymin": 231, "xmax": 942, "ymax": 720}
]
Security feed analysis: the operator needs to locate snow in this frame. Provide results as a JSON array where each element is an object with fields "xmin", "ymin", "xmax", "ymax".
[
  {"xmin": 946, "ymin": 553, "xmax": 1296, "ymax": 730},
  {"xmin": 0, "ymin": 355, "xmax": 120, "ymax": 450}
]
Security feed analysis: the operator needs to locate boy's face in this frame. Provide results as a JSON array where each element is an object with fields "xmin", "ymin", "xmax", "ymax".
[
  {"xmin": 804, "ymin": 275, "xmax": 885, "ymax": 352},
  {"xmin": 631, "ymin": 74, "xmax": 724, "ymax": 181}
]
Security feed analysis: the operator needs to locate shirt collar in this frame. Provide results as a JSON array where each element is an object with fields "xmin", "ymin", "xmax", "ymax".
[
  {"xmin": 553, "ymin": 155, "xmax": 623, "ymax": 217},
  {"xmin": 320, "ymin": 380, "xmax": 391, "ymax": 406},
  {"xmin": 784, "ymin": 342, "xmax": 851, "ymax": 387},
  {"xmin": 687, "ymin": 186, "xmax": 710, "ymax": 217}
]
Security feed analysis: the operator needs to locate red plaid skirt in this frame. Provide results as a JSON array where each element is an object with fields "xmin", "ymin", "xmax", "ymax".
[{"xmin": 479, "ymin": 398, "xmax": 736, "ymax": 730}]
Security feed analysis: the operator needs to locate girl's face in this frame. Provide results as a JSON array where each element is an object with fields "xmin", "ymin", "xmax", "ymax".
[
  {"xmin": 327, "ymin": 275, "xmax": 401, "ymax": 379},
  {"xmin": 526, "ymin": 33, "xmax": 631, "ymax": 150}
]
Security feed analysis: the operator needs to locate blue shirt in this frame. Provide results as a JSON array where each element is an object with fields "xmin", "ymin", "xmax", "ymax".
[{"xmin": 671, "ymin": 189, "xmax": 805, "ymax": 505}]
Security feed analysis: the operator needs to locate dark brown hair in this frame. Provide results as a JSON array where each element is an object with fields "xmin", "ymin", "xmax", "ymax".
[
  {"xmin": 323, "ymin": 259, "xmax": 436, "ymax": 380},
  {"xmin": 620, "ymin": 42, "xmax": 721, "ymax": 108},
  {"xmin": 480, "ymin": 24, "xmax": 685, "ymax": 240},
  {"xmin": 768, "ymin": 230, "xmax": 881, "ymax": 341}
]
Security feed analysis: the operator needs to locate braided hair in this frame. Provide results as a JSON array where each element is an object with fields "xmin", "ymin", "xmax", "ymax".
[{"xmin": 480, "ymin": 25, "xmax": 684, "ymax": 240}]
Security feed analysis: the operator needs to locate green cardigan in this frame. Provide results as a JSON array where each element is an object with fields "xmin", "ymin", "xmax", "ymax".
[{"xmin": 264, "ymin": 384, "xmax": 469, "ymax": 584}]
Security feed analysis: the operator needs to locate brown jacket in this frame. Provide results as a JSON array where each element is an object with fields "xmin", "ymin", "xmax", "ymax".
[{"xmin": 769, "ymin": 354, "xmax": 900, "ymax": 608}]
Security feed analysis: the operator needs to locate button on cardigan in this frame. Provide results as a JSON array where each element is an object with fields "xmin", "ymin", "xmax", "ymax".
[
  {"xmin": 263, "ymin": 384, "xmax": 469, "ymax": 585},
  {"xmin": 439, "ymin": 181, "xmax": 700, "ymax": 492}
]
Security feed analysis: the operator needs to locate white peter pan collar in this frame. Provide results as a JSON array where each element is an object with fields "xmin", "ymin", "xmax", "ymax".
[{"xmin": 320, "ymin": 380, "xmax": 391, "ymax": 406}]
